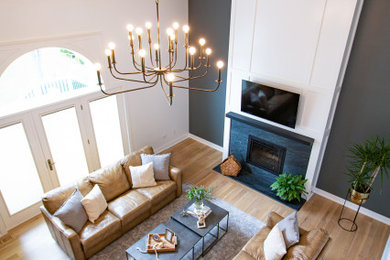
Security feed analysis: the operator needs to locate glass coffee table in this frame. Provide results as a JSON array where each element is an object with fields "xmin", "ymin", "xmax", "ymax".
[
  {"xmin": 126, "ymin": 200, "xmax": 228, "ymax": 259},
  {"xmin": 171, "ymin": 200, "xmax": 229, "ymax": 256}
]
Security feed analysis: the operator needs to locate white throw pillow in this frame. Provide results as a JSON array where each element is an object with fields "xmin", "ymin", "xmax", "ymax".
[
  {"xmin": 129, "ymin": 161, "xmax": 157, "ymax": 188},
  {"xmin": 264, "ymin": 223, "xmax": 287, "ymax": 260},
  {"xmin": 81, "ymin": 185, "xmax": 107, "ymax": 223}
]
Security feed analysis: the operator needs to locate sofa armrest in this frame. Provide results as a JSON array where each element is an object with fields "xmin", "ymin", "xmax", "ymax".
[
  {"xmin": 40, "ymin": 206, "xmax": 85, "ymax": 260},
  {"xmin": 317, "ymin": 237, "xmax": 331, "ymax": 259},
  {"xmin": 169, "ymin": 166, "xmax": 182, "ymax": 197},
  {"xmin": 266, "ymin": 211, "xmax": 284, "ymax": 228}
]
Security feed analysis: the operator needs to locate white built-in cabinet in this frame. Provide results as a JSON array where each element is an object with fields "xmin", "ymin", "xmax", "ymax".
[{"xmin": 224, "ymin": 0, "xmax": 364, "ymax": 192}]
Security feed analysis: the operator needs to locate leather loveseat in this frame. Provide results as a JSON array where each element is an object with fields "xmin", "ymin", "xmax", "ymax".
[
  {"xmin": 40, "ymin": 146, "xmax": 182, "ymax": 260},
  {"xmin": 233, "ymin": 211, "xmax": 331, "ymax": 260}
]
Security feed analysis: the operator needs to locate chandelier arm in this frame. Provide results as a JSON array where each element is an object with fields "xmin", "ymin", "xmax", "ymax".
[
  {"xmin": 110, "ymin": 68, "xmax": 158, "ymax": 84},
  {"xmin": 159, "ymin": 75, "xmax": 172, "ymax": 105},
  {"xmin": 148, "ymin": 42, "xmax": 155, "ymax": 67},
  {"xmin": 98, "ymin": 80, "xmax": 159, "ymax": 96},
  {"xmin": 171, "ymin": 80, "xmax": 222, "ymax": 92},
  {"xmin": 170, "ymin": 44, "xmax": 179, "ymax": 68},
  {"xmin": 130, "ymin": 51, "xmax": 155, "ymax": 71},
  {"xmin": 172, "ymin": 68, "xmax": 209, "ymax": 83},
  {"xmin": 112, "ymin": 64, "xmax": 145, "ymax": 75}
]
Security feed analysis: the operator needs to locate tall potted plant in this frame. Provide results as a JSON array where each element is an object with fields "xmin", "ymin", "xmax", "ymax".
[{"xmin": 346, "ymin": 137, "xmax": 390, "ymax": 204}]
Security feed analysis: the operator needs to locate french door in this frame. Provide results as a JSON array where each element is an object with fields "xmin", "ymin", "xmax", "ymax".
[{"xmin": 0, "ymin": 93, "xmax": 128, "ymax": 230}]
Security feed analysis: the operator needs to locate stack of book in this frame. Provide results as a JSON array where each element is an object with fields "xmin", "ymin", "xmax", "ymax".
[{"xmin": 187, "ymin": 204, "xmax": 212, "ymax": 218}]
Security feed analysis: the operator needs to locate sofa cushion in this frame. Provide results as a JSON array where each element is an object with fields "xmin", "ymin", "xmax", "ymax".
[
  {"xmin": 79, "ymin": 210, "xmax": 121, "ymax": 258},
  {"xmin": 129, "ymin": 162, "xmax": 157, "ymax": 188},
  {"xmin": 232, "ymin": 250, "xmax": 255, "ymax": 260},
  {"xmin": 278, "ymin": 211, "xmax": 300, "ymax": 248},
  {"xmin": 108, "ymin": 189, "xmax": 151, "ymax": 229},
  {"xmin": 75, "ymin": 176, "xmax": 94, "ymax": 197},
  {"xmin": 120, "ymin": 146, "xmax": 154, "ymax": 186},
  {"xmin": 42, "ymin": 183, "xmax": 75, "ymax": 215},
  {"xmin": 141, "ymin": 153, "xmax": 171, "ymax": 180},
  {"xmin": 135, "ymin": 180, "xmax": 176, "ymax": 206},
  {"xmin": 243, "ymin": 225, "xmax": 271, "ymax": 259},
  {"xmin": 284, "ymin": 228, "xmax": 329, "ymax": 260},
  {"xmin": 81, "ymin": 185, "xmax": 107, "ymax": 223},
  {"xmin": 264, "ymin": 224, "xmax": 287, "ymax": 260},
  {"xmin": 88, "ymin": 161, "xmax": 130, "ymax": 201},
  {"xmin": 54, "ymin": 188, "xmax": 88, "ymax": 233}
]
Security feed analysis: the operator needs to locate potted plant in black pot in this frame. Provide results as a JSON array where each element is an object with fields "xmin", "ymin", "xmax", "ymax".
[{"xmin": 346, "ymin": 137, "xmax": 390, "ymax": 205}]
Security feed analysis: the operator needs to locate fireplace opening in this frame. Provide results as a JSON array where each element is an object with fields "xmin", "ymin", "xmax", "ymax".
[{"xmin": 246, "ymin": 135, "xmax": 286, "ymax": 175}]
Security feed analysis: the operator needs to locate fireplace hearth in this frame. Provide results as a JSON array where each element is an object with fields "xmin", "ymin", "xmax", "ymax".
[{"xmin": 217, "ymin": 112, "xmax": 314, "ymax": 210}]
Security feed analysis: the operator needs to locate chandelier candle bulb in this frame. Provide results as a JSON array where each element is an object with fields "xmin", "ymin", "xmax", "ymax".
[
  {"xmin": 145, "ymin": 22, "xmax": 152, "ymax": 44},
  {"xmin": 105, "ymin": 49, "xmax": 112, "ymax": 69},
  {"xmin": 216, "ymin": 60, "xmax": 224, "ymax": 82},
  {"xmin": 206, "ymin": 48, "xmax": 212, "ymax": 67},
  {"xmin": 108, "ymin": 43, "xmax": 116, "ymax": 64},
  {"xmin": 183, "ymin": 25, "xmax": 189, "ymax": 46},
  {"xmin": 173, "ymin": 22, "xmax": 179, "ymax": 44},
  {"xmin": 95, "ymin": 63, "xmax": 102, "ymax": 85}
]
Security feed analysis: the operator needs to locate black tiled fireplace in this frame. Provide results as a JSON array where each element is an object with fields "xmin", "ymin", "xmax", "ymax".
[{"xmin": 221, "ymin": 112, "xmax": 314, "ymax": 210}]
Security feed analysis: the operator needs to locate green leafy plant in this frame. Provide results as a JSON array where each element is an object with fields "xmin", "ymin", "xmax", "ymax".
[
  {"xmin": 186, "ymin": 186, "xmax": 213, "ymax": 202},
  {"xmin": 270, "ymin": 173, "xmax": 308, "ymax": 202},
  {"xmin": 346, "ymin": 136, "xmax": 390, "ymax": 193}
]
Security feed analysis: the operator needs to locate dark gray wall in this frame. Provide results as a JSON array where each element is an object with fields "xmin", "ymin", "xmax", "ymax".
[
  {"xmin": 188, "ymin": 0, "xmax": 231, "ymax": 146},
  {"xmin": 317, "ymin": 0, "xmax": 390, "ymax": 217}
]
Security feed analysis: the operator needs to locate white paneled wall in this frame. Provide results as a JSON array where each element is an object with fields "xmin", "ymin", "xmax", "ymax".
[{"xmin": 224, "ymin": 0, "xmax": 362, "ymax": 192}]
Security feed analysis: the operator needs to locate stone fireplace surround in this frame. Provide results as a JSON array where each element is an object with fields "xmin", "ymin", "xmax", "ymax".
[{"xmin": 224, "ymin": 112, "xmax": 314, "ymax": 209}]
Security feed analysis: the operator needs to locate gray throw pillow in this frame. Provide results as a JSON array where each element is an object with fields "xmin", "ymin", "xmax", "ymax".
[
  {"xmin": 54, "ymin": 188, "xmax": 88, "ymax": 233},
  {"xmin": 141, "ymin": 153, "xmax": 171, "ymax": 180},
  {"xmin": 277, "ymin": 211, "xmax": 300, "ymax": 248}
]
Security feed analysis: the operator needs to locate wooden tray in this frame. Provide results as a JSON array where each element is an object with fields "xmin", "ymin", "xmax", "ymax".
[{"xmin": 146, "ymin": 233, "xmax": 176, "ymax": 253}]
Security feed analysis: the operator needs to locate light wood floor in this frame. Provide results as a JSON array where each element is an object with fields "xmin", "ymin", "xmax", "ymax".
[{"xmin": 1, "ymin": 138, "xmax": 389, "ymax": 260}]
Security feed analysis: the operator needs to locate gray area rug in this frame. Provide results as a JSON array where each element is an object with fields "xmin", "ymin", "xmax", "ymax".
[{"xmin": 91, "ymin": 183, "xmax": 264, "ymax": 260}]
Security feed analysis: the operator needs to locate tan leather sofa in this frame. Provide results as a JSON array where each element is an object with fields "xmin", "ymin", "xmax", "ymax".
[
  {"xmin": 40, "ymin": 146, "xmax": 182, "ymax": 260},
  {"xmin": 233, "ymin": 211, "xmax": 331, "ymax": 260}
]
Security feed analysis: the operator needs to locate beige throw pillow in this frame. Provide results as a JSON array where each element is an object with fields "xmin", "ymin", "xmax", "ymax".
[
  {"xmin": 81, "ymin": 185, "xmax": 107, "ymax": 223},
  {"xmin": 129, "ymin": 162, "xmax": 157, "ymax": 188},
  {"xmin": 264, "ymin": 223, "xmax": 287, "ymax": 260}
]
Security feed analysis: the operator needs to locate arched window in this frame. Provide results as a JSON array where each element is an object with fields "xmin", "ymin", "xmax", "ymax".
[{"xmin": 0, "ymin": 47, "xmax": 99, "ymax": 117}]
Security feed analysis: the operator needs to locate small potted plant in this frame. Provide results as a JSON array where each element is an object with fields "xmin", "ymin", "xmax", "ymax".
[
  {"xmin": 270, "ymin": 173, "xmax": 308, "ymax": 202},
  {"xmin": 186, "ymin": 186, "xmax": 213, "ymax": 211},
  {"xmin": 346, "ymin": 137, "xmax": 390, "ymax": 204}
]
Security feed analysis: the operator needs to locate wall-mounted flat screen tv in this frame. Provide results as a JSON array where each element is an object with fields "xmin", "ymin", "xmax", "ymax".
[{"xmin": 241, "ymin": 80, "xmax": 300, "ymax": 128}]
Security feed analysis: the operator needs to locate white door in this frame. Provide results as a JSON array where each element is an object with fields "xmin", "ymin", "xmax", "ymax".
[{"xmin": 0, "ymin": 47, "xmax": 128, "ymax": 230}]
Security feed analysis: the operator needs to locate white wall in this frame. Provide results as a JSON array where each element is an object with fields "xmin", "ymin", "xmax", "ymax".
[
  {"xmin": 0, "ymin": 0, "xmax": 189, "ymax": 153},
  {"xmin": 224, "ymin": 0, "xmax": 361, "ymax": 193}
]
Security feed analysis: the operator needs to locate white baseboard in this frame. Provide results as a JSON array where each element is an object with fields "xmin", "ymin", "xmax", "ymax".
[
  {"xmin": 313, "ymin": 187, "xmax": 390, "ymax": 225},
  {"xmin": 188, "ymin": 133, "xmax": 224, "ymax": 152},
  {"xmin": 155, "ymin": 134, "xmax": 189, "ymax": 153}
]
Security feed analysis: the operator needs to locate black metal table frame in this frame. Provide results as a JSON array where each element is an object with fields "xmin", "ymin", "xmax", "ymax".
[{"xmin": 197, "ymin": 213, "xmax": 229, "ymax": 257}]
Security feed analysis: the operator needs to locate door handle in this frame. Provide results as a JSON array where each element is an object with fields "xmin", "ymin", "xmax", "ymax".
[{"xmin": 47, "ymin": 159, "xmax": 55, "ymax": 171}]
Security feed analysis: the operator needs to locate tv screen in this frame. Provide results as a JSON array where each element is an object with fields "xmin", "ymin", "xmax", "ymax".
[{"xmin": 241, "ymin": 80, "xmax": 300, "ymax": 128}]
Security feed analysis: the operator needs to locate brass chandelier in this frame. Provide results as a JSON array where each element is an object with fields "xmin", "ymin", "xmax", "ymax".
[{"xmin": 95, "ymin": 0, "xmax": 224, "ymax": 106}]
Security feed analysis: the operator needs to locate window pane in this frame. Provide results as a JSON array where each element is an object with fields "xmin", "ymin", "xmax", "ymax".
[
  {"xmin": 0, "ymin": 123, "xmax": 43, "ymax": 215},
  {"xmin": 42, "ymin": 108, "xmax": 89, "ymax": 186},
  {"xmin": 90, "ymin": 96, "xmax": 124, "ymax": 167},
  {"xmin": 0, "ymin": 48, "xmax": 99, "ymax": 117}
]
